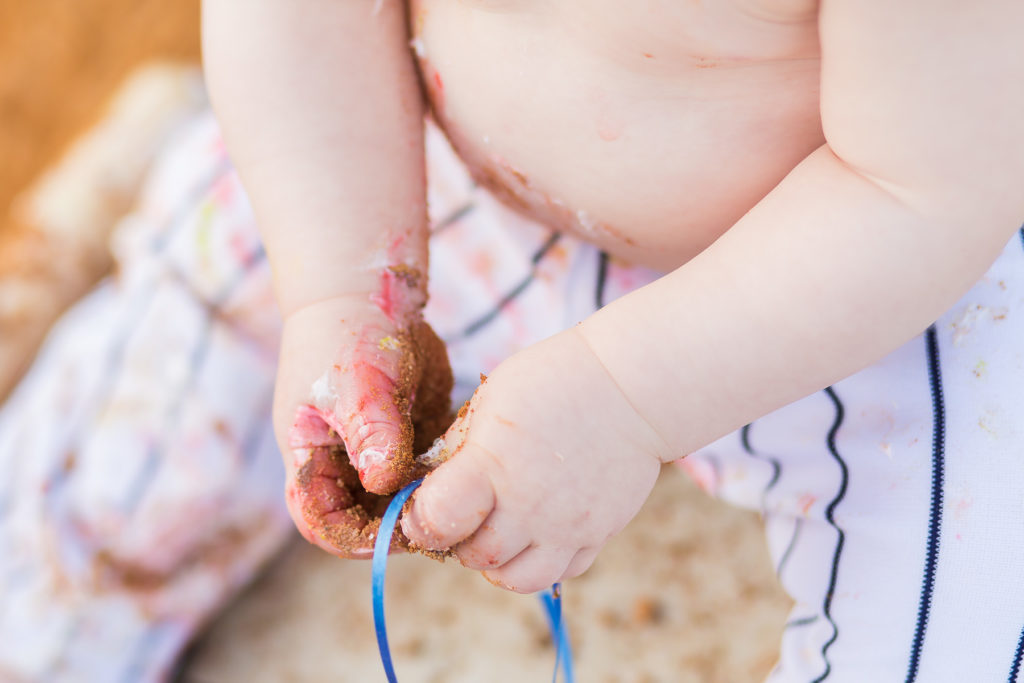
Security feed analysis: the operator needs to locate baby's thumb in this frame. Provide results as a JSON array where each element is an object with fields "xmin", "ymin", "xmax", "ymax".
[
  {"xmin": 335, "ymin": 359, "xmax": 414, "ymax": 496},
  {"xmin": 401, "ymin": 403, "xmax": 491, "ymax": 549},
  {"xmin": 347, "ymin": 419, "xmax": 409, "ymax": 496},
  {"xmin": 401, "ymin": 451, "xmax": 495, "ymax": 551}
]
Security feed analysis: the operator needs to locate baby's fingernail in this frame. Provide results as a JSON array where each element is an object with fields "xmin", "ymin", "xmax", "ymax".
[
  {"xmin": 400, "ymin": 500, "xmax": 435, "ymax": 547},
  {"xmin": 357, "ymin": 449, "xmax": 404, "ymax": 495},
  {"xmin": 356, "ymin": 447, "xmax": 388, "ymax": 474},
  {"xmin": 399, "ymin": 505, "xmax": 418, "ymax": 539}
]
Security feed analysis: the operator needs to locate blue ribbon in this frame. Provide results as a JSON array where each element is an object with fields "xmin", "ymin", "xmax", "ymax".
[
  {"xmin": 540, "ymin": 583, "xmax": 575, "ymax": 683},
  {"xmin": 372, "ymin": 478, "xmax": 423, "ymax": 683},
  {"xmin": 372, "ymin": 478, "xmax": 575, "ymax": 682}
]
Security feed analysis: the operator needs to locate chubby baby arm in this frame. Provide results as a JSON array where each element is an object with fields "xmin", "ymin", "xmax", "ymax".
[
  {"xmin": 403, "ymin": 0, "xmax": 1024, "ymax": 589},
  {"xmin": 204, "ymin": 0, "xmax": 451, "ymax": 556}
]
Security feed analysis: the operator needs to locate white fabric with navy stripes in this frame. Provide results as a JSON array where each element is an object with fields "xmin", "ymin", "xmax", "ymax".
[{"xmin": 692, "ymin": 233, "xmax": 1024, "ymax": 682}]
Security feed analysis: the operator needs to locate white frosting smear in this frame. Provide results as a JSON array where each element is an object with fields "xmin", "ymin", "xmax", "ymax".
[
  {"xmin": 417, "ymin": 437, "xmax": 448, "ymax": 466},
  {"xmin": 357, "ymin": 446, "xmax": 389, "ymax": 472},
  {"xmin": 410, "ymin": 36, "xmax": 427, "ymax": 59},
  {"xmin": 310, "ymin": 371, "xmax": 336, "ymax": 410}
]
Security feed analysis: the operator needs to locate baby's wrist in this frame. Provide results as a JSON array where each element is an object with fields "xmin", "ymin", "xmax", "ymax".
[
  {"xmin": 558, "ymin": 326, "xmax": 676, "ymax": 464},
  {"xmin": 277, "ymin": 262, "xmax": 426, "ymax": 325},
  {"xmin": 366, "ymin": 263, "xmax": 427, "ymax": 323},
  {"xmin": 271, "ymin": 221, "xmax": 429, "ymax": 321}
]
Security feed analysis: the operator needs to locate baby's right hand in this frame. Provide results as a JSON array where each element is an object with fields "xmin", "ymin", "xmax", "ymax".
[{"xmin": 274, "ymin": 294, "xmax": 452, "ymax": 558}]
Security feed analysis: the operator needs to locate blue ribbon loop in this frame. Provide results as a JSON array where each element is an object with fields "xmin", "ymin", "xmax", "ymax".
[
  {"xmin": 372, "ymin": 478, "xmax": 575, "ymax": 682},
  {"xmin": 540, "ymin": 583, "xmax": 575, "ymax": 683},
  {"xmin": 372, "ymin": 478, "xmax": 423, "ymax": 683}
]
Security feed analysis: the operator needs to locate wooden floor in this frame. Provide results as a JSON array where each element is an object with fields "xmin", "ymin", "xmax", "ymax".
[{"xmin": 0, "ymin": 0, "xmax": 200, "ymax": 238}]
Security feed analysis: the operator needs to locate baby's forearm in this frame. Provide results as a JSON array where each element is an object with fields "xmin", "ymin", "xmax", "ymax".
[
  {"xmin": 203, "ymin": 0, "xmax": 427, "ymax": 317},
  {"xmin": 578, "ymin": 145, "xmax": 1022, "ymax": 460},
  {"xmin": 578, "ymin": 0, "xmax": 1024, "ymax": 461}
]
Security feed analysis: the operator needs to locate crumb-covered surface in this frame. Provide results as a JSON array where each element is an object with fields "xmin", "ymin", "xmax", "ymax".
[{"xmin": 181, "ymin": 466, "xmax": 789, "ymax": 682}]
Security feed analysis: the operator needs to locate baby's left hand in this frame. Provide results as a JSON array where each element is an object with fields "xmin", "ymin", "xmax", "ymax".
[{"xmin": 402, "ymin": 327, "xmax": 671, "ymax": 593}]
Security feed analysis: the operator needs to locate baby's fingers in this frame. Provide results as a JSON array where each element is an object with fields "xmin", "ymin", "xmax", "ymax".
[
  {"xmin": 482, "ymin": 546, "xmax": 577, "ymax": 595},
  {"xmin": 343, "ymin": 319, "xmax": 452, "ymax": 492},
  {"xmin": 453, "ymin": 510, "xmax": 531, "ymax": 571},
  {"xmin": 335, "ymin": 357, "xmax": 413, "ymax": 495},
  {"xmin": 401, "ymin": 453, "xmax": 495, "ymax": 550}
]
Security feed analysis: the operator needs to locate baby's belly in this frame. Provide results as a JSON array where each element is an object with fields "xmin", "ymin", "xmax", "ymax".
[{"xmin": 411, "ymin": 0, "xmax": 824, "ymax": 271}]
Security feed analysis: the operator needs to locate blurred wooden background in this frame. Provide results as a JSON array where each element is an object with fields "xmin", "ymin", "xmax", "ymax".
[{"xmin": 0, "ymin": 0, "xmax": 200, "ymax": 239}]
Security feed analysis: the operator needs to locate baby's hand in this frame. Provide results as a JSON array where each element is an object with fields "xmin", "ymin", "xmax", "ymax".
[
  {"xmin": 401, "ymin": 328, "xmax": 670, "ymax": 593},
  {"xmin": 275, "ymin": 294, "xmax": 452, "ymax": 558}
]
